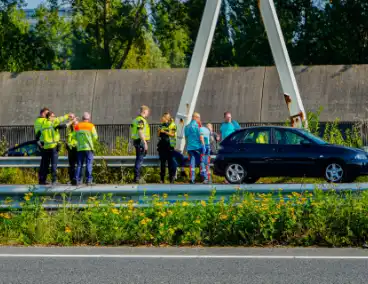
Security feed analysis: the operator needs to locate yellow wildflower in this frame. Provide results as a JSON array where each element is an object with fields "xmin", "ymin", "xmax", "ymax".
[
  {"xmin": 4, "ymin": 198, "xmax": 13, "ymax": 204},
  {"xmin": 200, "ymin": 200, "xmax": 206, "ymax": 207},
  {"xmin": 194, "ymin": 219, "xmax": 201, "ymax": 224},
  {"xmin": 24, "ymin": 195, "xmax": 31, "ymax": 201},
  {"xmin": 167, "ymin": 210, "xmax": 173, "ymax": 215},
  {"xmin": 182, "ymin": 201, "xmax": 189, "ymax": 207},
  {"xmin": 160, "ymin": 223, "xmax": 164, "ymax": 227},
  {"xmin": 238, "ymin": 204, "xmax": 243, "ymax": 209},
  {"xmin": 128, "ymin": 200, "xmax": 134, "ymax": 204},
  {"xmin": 111, "ymin": 208, "xmax": 119, "ymax": 215},
  {"xmin": 232, "ymin": 215, "xmax": 237, "ymax": 221},
  {"xmin": 163, "ymin": 193, "xmax": 168, "ymax": 199},
  {"xmin": 140, "ymin": 217, "xmax": 152, "ymax": 226},
  {"xmin": 220, "ymin": 214, "xmax": 228, "ymax": 220},
  {"xmin": 168, "ymin": 228, "xmax": 175, "ymax": 235},
  {"xmin": 160, "ymin": 212, "xmax": 167, "ymax": 218},
  {"xmin": 139, "ymin": 212, "xmax": 145, "ymax": 217},
  {"xmin": 0, "ymin": 213, "xmax": 11, "ymax": 219},
  {"xmin": 65, "ymin": 226, "xmax": 72, "ymax": 233},
  {"xmin": 124, "ymin": 215, "xmax": 130, "ymax": 220},
  {"xmin": 88, "ymin": 197, "xmax": 96, "ymax": 202}
]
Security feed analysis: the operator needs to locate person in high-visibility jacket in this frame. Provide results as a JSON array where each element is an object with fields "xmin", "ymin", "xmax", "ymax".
[
  {"xmin": 34, "ymin": 107, "xmax": 49, "ymax": 137},
  {"xmin": 66, "ymin": 114, "xmax": 78, "ymax": 185},
  {"xmin": 157, "ymin": 113, "xmax": 177, "ymax": 183},
  {"xmin": 38, "ymin": 111, "xmax": 74, "ymax": 185},
  {"xmin": 131, "ymin": 105, "xmax": 150, "ymax": 183},
  {"xmin": 256, "ymin": 132, "xmax": 267, "ymax": 144},
  {"xmin": 74, "ymin": 112, "xmax": 98, "ymax": 186}
]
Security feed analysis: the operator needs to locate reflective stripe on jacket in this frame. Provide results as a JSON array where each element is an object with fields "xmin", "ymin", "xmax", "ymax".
[
  {"xmin": 66, "ymin": 126, "xmax": 78, "ymax": 148},
  {"xmin": 131, "ymin": 115, "xmax": 150, "ymax": 141},
  {"xmin": 74, "ymin": 122, "xmax": 98, "ymax": 151}
]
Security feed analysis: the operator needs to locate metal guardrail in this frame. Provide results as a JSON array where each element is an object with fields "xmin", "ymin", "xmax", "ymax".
[
  {"xmin": 0, "ymin": 183, "xmax": 367, "ymax": 209},
  {"xmin": 0, "ymin": 156, "xmax": 216, "ymax": 168}
]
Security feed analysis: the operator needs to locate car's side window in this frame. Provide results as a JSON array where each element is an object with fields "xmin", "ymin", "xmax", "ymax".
[
  {"xmin": 229, "ymin": 131, "xmax": 247, "ymax": 143},
  {"xmin": 274, "ymin": 129, "xmax": 309, "ymax": 145}
]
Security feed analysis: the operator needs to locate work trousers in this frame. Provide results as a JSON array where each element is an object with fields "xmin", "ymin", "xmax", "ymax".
[
  {"xmin": 133, "ymin": 139, "xmax": 147, "ymax": 182},
  {"xmin": 76, "ymin": 150, "xmax": 94, "ymax": 184},
  {"xmin": 39, "ymin": 147, "xmax": 58, "ymax": 184},
  {"xmin": 159, "ymin": 148, "xmax": 177, "ymax": 182},
  {"xmin": 188, "ymin": 149, "xmax": 201, "ymax": 183},
  {"xmin": 67, "ymin": 147, "xmax": 78, "ymax": 185},
  {"xmin": 200, "ymin": 146, "xmax": 211, "ymax": 183}
]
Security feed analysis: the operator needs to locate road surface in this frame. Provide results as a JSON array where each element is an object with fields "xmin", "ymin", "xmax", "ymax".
[{"xmin": 0, "ymin": 247, "xmax": 367, "ymax": 283}]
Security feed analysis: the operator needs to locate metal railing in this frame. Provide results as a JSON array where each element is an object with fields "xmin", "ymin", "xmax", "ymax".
[
  {"xmin": 0, "ymin": 183, "xmax": 367, "ymax": 209},
  {"xmin": 0, "ymin": 156, "xmax": 216, "ymax": 168},
  {"xmin": 0, "ymin": 121, "xmax": 365, "ymax": 155}
]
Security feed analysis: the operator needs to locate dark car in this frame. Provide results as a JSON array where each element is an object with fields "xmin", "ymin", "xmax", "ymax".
[
  {"xmin": 214, "ymin": 126, "xmax": 368, "ymax": 184},
  {"xmin": 3, "ymin": 140, "xmax": 42, "ymax": 157}
]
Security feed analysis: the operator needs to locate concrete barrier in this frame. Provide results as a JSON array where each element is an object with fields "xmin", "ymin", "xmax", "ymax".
[
  {"xmin": 261, "ymin": 65, "xmax": 368, "ymax": 122},
  {"xmin": 0, "ymin": 71, "xmax": 97, "ymax": 125},
  {"xmin": 1, "ymin": 65, "xmax": 368, "ymax": 125}
]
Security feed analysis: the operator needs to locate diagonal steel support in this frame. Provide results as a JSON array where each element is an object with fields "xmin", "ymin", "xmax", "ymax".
[
  {"xmin": 175, "ymin": 0, "xmax": 308, "ymax": 152},
  {"xmin": 175, "ymin": 0, "xmax": 222, "ymax": 152},
  {"xmin": 259, "ymin": 0, "xmax": 308, "ymax": 128}
]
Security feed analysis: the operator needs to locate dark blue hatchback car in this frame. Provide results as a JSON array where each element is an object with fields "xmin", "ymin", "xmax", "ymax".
[
  {"xmin": 214, "ymin": 126, "xmax": 368, "ymax": 184},
  {"xmin": 3, "ymin": 140, "xmax": 41, "ymax": 157}
]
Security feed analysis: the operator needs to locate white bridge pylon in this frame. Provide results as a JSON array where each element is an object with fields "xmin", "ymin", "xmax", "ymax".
[{"xmin": 174, "ymin": 0, "xmax": 308, "ymax": 152}]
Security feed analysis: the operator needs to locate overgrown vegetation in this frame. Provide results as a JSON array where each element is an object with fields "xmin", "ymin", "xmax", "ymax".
[{"xmin": 1, "ymin": 190, "xmax": 368, "ymax": 247}]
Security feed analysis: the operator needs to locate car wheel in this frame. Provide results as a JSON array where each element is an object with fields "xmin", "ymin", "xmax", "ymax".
[
  {"xmin": 225, "ymin": 163, "xmax": 247, "ymax": 184},
  {"xmin": 324, "ymin": 162, "xmax": 345, "ymax": 183},
  {"xmin": 244, "ymin": 176, "xmax": 259, "ymax": 184}
]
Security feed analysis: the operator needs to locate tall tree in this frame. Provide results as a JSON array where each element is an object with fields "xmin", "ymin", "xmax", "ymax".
[
  {"xmin": 33, "ymin": 3, "xmax": 73, "ymax": 70},
  {"xmin": 0, "ymin": 0, "xmax": 54, "ymax": 72},
  {"xmin": 150, "ymin": 0, "xmax": 190, "ymax": 67},
  {"xmin": 69, "ymin": 0, "xmax": 151, "ymax": 69}
]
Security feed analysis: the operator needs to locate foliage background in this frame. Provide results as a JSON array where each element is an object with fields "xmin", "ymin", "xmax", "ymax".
[{"xmin": 1, "ymin": 0, "xmax": 367, "ymax": 72}]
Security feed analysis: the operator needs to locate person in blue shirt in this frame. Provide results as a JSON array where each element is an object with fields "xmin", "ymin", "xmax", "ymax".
[
  {"xmin": 184, "ymin": 112, "xmax": 206, "ymax": 184},
  {"xmin": 200, "ymin": 125, "xmax": 211, "ymax": 183},
  {"xmin": 220, "ymin": 111, "xmax": 241, "ymax": 140}
]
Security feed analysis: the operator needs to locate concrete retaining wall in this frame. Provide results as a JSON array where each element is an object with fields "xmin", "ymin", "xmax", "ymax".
[{"xmin": 1, "ymin": 65, "xmax": 367, "ymax": 125}]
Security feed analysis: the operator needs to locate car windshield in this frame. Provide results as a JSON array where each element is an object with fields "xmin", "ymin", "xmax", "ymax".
[{"xmin": 298, "ymin": 129, "xmax": 328, "ymax": 145}]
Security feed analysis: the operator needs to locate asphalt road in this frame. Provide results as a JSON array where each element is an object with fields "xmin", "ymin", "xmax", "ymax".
[{"xmin": 0, "ymin": 247, "xmax": 368, "ymax": 284}]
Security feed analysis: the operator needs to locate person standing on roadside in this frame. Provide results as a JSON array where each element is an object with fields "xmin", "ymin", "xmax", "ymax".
[
  {"xmin": 66, "ymin": 114, "xmax": 78, "ymax": 185},
  {"xmin": 157, "ymin": 113, "xmax": 177, "ymax": 183},
  {"xmin": 184, "ymin": 112, "xmax": 206, "ymax": 184},
  {"xmin": 74, "ymin": 112, "xmax": 98, "ymax": 186},
  {"xmin": 131, "ymin": 105, "xmax": 150, "ymax": 183},
  {"xmin": 206, "ymin": 123, "xmax": 220, "ymax": 155},
  {"xmin": 200, "ymin": 124, "xmax": 211, "ymax": 183},
  {"xmin": 34, "ymin": 107, "xmax": 50, "ymax": 137},
  {"xmin": 38, "ymin": 111, "xmax": 74, "ymax": 185},
  {"xmin": 220, "ymin": 111, "xmax": 241, "ymax": 140}
]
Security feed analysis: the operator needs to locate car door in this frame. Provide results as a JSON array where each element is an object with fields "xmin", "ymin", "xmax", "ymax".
[
  {"xmin": 270, "ymin": 128, "xmax": 320, "ymax": 177},
  {"xmin": 234, "ymin": 128, "xmax": 274, "ymax": 176}
]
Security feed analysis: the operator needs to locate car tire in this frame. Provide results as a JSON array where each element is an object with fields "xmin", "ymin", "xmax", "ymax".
[
  {"xmin": 225, "ymin": 163, "xmax": 247, "ymax": 184},
  {"xmin": 324, "ymin": 161, "xmax": 346, "ymax": 183},
  {"xmin": 244, "ymin": 176, "xmax": 259, "ymax": 184}
]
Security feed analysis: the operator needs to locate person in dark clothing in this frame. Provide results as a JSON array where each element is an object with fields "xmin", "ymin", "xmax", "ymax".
[
  {"xmin": 157, "ymin": 113, "xmax": 176, "ymax": 183},
  {"xmin": 66, "ymin": 115, "xmax": 78, "ymax": 185},
  {"xmin": 207, "ymin": 123, "xmax": 220, "ymax": 155}
]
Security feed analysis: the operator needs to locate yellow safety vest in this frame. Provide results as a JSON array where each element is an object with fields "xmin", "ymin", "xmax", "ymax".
[
  {"xmin": 40, "ymin": 120, "xmax": 61, "ymax": 149},
  {"xmin": 34, "ymin": 117, "xmax": 46, "ymax": 137},
  {"xmin": 256, "ymin": 133, "xmax": 267, "ymax": 144},
  {"xmin": 168, "ymin": 121, "xmax": 177, "ymax": 148},
  {"xmin": 131, "ymin": 115, "xmax": 150, "ymax": 141}
]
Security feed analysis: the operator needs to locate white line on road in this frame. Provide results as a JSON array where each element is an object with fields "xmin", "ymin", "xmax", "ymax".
[{"xmin": 0, "ymin": 254, "xmax": 367, "ymax": 259}]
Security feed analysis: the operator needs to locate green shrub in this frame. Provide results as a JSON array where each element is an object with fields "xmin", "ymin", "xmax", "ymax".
[{"xmin": 1, "ymin": 190, "xmax": 368, "ymax": 247}]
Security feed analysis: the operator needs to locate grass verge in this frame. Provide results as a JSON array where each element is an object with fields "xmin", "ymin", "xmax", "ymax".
[{"xmin": 1, "ymin": 190, "xmax": 368, "ymax": 247}]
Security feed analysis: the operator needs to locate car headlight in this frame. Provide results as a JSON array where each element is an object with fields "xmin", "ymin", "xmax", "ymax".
[{"xmin": 354, "ymin": 154, "xmax": 367, "ymax": 160}]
